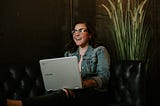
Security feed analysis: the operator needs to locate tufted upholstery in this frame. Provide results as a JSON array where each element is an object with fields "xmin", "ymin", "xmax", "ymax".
[
  {"xmin": 108, "ymin": 60, "xmax": 145, "ymax": 106},
  {"xmin": 0, "ymin": 60, "xmax": 145, "ymax": 106},
  {"xmin": 0, "ymin": 62, "xmax": 45, "ymax": 100}
]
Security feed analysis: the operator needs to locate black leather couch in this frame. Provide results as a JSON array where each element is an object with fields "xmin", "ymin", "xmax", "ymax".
[
  {"xmin": 0, "ymin": 61, "xmax": 46, "ymax": 105},
  {"xmin": 0, "ymin": 60, "xmax": 145, "ymax": 106},
  {"xmin": 108, "ymin": 60, "xmax": 146, "ymax": 106}
]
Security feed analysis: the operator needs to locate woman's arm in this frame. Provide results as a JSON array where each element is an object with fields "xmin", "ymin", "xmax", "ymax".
[{"xmin": 91, "ymin": 46, "xmax": 110, "ymax": 88}]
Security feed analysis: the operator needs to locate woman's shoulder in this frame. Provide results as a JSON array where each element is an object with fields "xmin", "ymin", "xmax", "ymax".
[
  {"xmin": 94, "ymin": 45, "xmax": 110, "ymax": 55},
  {"xmin": 94, "ymin": 45, "xmax": 107, "ymax": 51},
  {"xmin": 92, "ymin": 46, "xmax": 108, "ymax": 55},
  {"xmin": 94, "ymin": 45, "xmax": 111, "ymax": 64}
]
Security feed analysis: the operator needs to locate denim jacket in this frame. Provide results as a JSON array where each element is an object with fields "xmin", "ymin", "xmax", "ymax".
[{"xmin": 64, "ymin": 45, "xmax": 110, "ymax": 90}]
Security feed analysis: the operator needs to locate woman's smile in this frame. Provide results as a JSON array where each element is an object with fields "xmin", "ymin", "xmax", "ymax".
[{"xmin": 75, "ymin": 37, "xmax": 82, "ymax": 41}]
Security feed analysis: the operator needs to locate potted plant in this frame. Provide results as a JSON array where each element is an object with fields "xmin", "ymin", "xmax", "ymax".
[
  {"xmin": 100, "ymin": 0, "xmax": 150, "ymax": 62},
  {"xmin": 97, "ymin": 1, "xmax": 151, "ymax": 105}
]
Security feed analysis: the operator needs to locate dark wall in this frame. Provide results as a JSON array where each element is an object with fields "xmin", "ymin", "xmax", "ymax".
[
  {"xmin": 146, "ymin": 0, "xmax": 160, "ymax": 106},
  {"xmin": 0, "ymin": 0, "xmax": 96, "ymax": 63},
  {"xmin": 0, "ymin": 0, "xmax": 71, "ymax": 62},
  {"xmin": 72, "ymin": 0, "xmax": 96, "ymax": 24}
]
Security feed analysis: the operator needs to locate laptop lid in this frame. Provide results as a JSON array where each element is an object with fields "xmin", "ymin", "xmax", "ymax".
[{"xmin": 39, "ymin": 56, "xmax": 82, "ymax": 91}]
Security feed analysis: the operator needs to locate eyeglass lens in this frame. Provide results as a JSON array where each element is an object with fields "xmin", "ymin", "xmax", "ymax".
[{"xmin": 72, "ymin": 28, "xmax": 87, "ymax": 34}]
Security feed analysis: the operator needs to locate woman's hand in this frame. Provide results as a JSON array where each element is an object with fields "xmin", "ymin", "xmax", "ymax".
[{"xmin": 82, "ymin": 79, "xmax": 97, "ymax": 88}]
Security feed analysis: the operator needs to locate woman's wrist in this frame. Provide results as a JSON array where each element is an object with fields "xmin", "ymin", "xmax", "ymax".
[
  {"xmin": 6, "ymin": 99, "xmax": 22, "ymax": 106},
  {"xmin": 82, "ymin": 79, "xmax": 98, "ymax": 88}
]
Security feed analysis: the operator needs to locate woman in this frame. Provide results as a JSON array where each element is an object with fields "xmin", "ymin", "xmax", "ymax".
[
  {"xmin": 64, "ymin": 21, "xmax": 110, "ymax": 89},
  {"xmin": 6, "ymin": 21, "xmax": 110, "ymax": 106}
]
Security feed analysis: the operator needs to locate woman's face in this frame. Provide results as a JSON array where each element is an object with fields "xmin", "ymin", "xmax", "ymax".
[{"xmin": 72, "ymin": 23, "xmax": 91, "ymax": 48}]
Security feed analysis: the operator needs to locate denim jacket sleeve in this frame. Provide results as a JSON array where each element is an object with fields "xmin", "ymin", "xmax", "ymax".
[{"xmin": 91, "ymin": 46, "xmax": 110, "ymax": 89}]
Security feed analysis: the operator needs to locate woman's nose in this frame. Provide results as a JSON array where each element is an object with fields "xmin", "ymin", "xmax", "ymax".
[{"xmin": 74, "ymin": 32, "xmax": 80, "ymax": 36}]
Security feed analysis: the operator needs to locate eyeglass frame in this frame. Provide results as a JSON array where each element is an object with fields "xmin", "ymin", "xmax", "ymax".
[{"xmin": 71, "ymin": 28, "xmax": 88, "ymax": 35}]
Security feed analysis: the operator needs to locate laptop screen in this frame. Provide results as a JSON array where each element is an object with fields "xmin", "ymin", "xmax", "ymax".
[{"xmin": 39, "ymin": 56, "xmax": 82, "ymax": 91}]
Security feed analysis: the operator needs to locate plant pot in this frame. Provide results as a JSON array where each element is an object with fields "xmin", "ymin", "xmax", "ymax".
[{"xmin": 108, "ymin": 60, "xmax": 146, "ymax": 106}]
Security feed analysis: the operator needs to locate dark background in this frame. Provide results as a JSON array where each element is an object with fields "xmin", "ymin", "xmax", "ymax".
[{"xmin": 0, "ymin": 0, "xmax": 159, "ymax": 105}]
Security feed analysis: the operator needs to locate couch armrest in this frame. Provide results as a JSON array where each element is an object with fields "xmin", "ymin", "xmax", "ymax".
[{"xmin": 0, "ymin": 62, "xmax": 45, "ymax": 100}]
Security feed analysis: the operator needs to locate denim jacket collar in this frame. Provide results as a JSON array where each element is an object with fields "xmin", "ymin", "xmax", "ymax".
[
  {"xmin": 71, "ymin": 45, "xmax": 94, "ymax": 60},
  {"xmin": 82, "ymin": 45, "xmax": 94, "ymax": 59}
]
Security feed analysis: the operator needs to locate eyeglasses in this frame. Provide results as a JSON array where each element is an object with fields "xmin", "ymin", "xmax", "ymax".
[{"xmin": 72, "ymin": 28, "xmax": 88, "ymax": 34}]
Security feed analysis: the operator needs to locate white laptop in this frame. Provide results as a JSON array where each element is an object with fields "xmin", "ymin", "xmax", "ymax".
[{"xmin": 39, "ymin": 56, "xmax": 82, "ymax": 91}]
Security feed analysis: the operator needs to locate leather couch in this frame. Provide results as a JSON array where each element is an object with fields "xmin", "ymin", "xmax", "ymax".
[
  {"xmin": 0, "ymin": 62, "xmax": 46, "ymax": 104},
  {"xmin": 0, "ymin": 60, "xmax": 145, "ymax": 106},
  {"xmin": 107, "ymin": 60, "xmax": 146, "ymax": 106}
]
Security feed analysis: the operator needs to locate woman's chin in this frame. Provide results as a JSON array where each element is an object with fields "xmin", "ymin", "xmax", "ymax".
[{"xmin": 75, "ymin": 42, "xmax": 81, "ymax": 46}]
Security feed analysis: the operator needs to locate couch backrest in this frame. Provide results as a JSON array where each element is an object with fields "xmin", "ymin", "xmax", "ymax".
[{"xmin": 0, "ymin": 62, "xmax": 45, "ymax": 100}]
